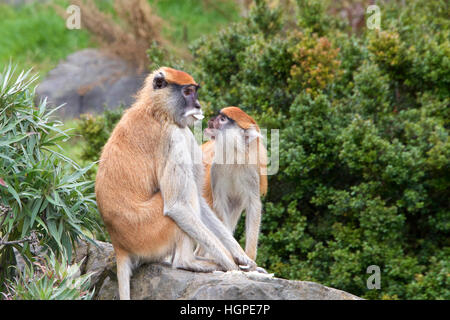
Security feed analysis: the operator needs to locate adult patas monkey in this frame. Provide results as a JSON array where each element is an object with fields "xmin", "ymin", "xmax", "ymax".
[
  {"xmin": 95, "ymin": 68, "xmax": 256, "ymax": 300},
  {"xmin": 200, "ymin": 107, "xmax": 268, "ymax": 261}
]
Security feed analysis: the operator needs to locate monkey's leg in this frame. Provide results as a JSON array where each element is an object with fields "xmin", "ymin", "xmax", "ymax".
[
  {"xmin": 194, "ymin": 200, "xmax": 229, "ymax": 259},
  {"xmin": 194, "ymin": 255, "xmax": 218, "ymax": 263},
  {"xmin": 173, "ymin": 231, "xmax": 221, "ymax": 272},
  {"xmin": 245, "ymin": 198, "xmax": 262, "ymax": 261},
  {"xmin": 199, "ymin": 197, "xmax": 257, "ymax": 270},
  {"xmin": 115, "ymin": 248, "xmax": 132, "ymax": 300},
  {"xmin": 160, "ymin": 147, "xmax": 238, "ymax": 272},
  {"xmin": 164, "ymin": 203, "xmax": 238, "ymax": 271},
  {"xmin": 244, "ymin": 199, "xmax": 268, "ymax": 274}
]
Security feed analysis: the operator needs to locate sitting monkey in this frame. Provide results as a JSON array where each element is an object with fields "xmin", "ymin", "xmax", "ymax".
[
  {"xmin": 96, "ymin": 69, "xmax": 258, "ymax": 300},
  {"xmin": 198, "ymin": 107, "xmax": 268, "ymax": 262}
]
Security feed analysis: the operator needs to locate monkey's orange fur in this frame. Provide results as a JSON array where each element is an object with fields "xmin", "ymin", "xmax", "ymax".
[
  {"xmin": 161, "ymin": 67, "xmax": 197, "ymax": 85},
  {"xmin": 95, "ymin": 68, "xmax": 197, "ymax": 262},
  {"xmin": 221, "ymin": 106, "xmax": 258, "ymax": 130}
]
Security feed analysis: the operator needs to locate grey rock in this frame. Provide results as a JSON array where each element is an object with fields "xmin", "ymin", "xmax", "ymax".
[
  {"xmin": 73, "ymin": 240, "xmax": 361, "ymax": 300},
  {"xmin": 35, "ymin": 49, "xmax": 146, "ymax": 118},
  {"xmin": 72, "ymin": 239, "xmax": 116, "ymax": 288}
]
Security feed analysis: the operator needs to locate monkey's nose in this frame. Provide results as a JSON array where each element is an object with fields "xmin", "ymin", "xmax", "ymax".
[{"xmin": 195, "ymin": 102, "xmax": 201, "ymax": 109}]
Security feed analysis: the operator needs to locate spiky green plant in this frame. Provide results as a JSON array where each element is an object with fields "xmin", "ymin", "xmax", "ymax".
[
  {"xmin": 2, "ymin": 250, "xmax": 94, "ymax": 300},
  {"xmin": 0, "ymin": 65, "xmax": 101, "ymax": 290}
]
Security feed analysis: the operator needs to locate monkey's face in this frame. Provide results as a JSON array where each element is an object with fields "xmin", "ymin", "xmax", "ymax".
[
  {"xmin": 205, "ymin": 108, "xmax": 262, "ymax": 147},
  {"xmin": 172, "ymin": 83, "xmax": 203, "ymax": 127},
  {"xmin": 204, "ymin": 112, "xmax": 236, "ymax": 140},
  {"xmin": 151, "ymin": 69, "xmax": 203, "ymax": 127}
]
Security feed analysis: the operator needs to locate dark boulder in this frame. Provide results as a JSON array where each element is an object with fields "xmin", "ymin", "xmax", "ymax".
[{"xmin": 35, "ymin": 49, "xmax": 146, "ymax": 118}]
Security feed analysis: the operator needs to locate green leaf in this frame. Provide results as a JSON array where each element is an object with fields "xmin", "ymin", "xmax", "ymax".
[
  {"xmin": 29, "ymin": 197, "xmax": 44, "ymax": 228},
  {"xmin": 6, "ymin": 182, "xmax": 22, "ymax": 209},
  {"xmin": 0, "ymin": 134, "xmax": 28, "ymax": 147},
  {"xmin": 47, "ymin": 219, "xmax": 62, "ymax": 249}
]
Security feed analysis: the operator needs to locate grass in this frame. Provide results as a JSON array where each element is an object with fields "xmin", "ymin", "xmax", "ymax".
[
  {"xmin": 0, "ymin": 1, "xmax": 93, "ymax": 76},
  {"xmin": 0, "ymin": 1, "xmax": 240, "ymax": 76},
  {"xmin": 0, "ymin": 0, "xmax": 240, "ymax": 163},
  {"xmin": 87, "ymin": 0, "xmax": 240, "ymax": 46},
  {"xmin": 148, "ymin": 0, "xmax": 240, "ymax": 46}
]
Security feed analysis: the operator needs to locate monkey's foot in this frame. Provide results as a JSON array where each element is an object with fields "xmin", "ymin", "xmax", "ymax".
[
  {"xmin": 239, "ymin": 265, "xmax": 268, "ymax": 274},
  {"xmin": 194, "ymin": 255, "xmax": 214, "ymax": 262},
  {"xmin": 174, "ymin": 259, "xmax": 221, "ymax": 273},
  {"xmin": 233, "ymin": 254, "xmax": 257, "ymax": 271},
  {"xmin": 255, "ymin": 266, "xmax": 268, "ymax": 274}
]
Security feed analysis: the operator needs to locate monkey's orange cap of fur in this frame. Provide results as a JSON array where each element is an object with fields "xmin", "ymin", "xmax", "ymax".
[
  {"xmin": 160, "ymin": 67, "xmax": 197, "ymax": 86},
  {"xmin": 221, "ymin": 106, "xmax": 259, "ymax": 131}
]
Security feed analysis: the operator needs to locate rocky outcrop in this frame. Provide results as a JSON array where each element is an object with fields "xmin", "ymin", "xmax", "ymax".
[
  {"xmin": 73, "ymin": 240, "xmax": 361, "ymax": 300},
  {"xmin": 35, "ymin": 49, "xmax": 146, "ymax": 118}
]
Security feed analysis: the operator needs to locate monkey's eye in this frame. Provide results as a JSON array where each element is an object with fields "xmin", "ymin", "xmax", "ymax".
[
  {"xmin": 183, "ymin": 87, "xmax": 194, "ymax": 96},
  {"xmin": 219, "ymin": 116, "xmax": 227, "ymax": 123}
]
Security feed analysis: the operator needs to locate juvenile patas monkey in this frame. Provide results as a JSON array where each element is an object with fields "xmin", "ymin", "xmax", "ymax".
[
  {"xmin": 200, "ymin": 107, "xmax": 268, "ymax": 261},
  {"xmin": 95, "ymin": 68, "xmax": 257, "ymax": 300}
]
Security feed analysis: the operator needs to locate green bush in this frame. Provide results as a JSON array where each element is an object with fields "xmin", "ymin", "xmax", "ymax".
[
  {"xmin": 0, "ymin": 66, "xmax": 100, "ymax": 291},
  {"xmin": 188, "ymin": 0, "xmax": 449, "ymax": 299},
  {"xmin": 77, "ymin": 106, "xmax": 124, "ymax": 165}
]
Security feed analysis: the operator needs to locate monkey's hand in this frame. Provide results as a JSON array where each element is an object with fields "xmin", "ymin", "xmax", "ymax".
[
  {"xmin": 234, "ymin": 253, "xmax": 257, "ymax": 271},
  {"xmin": 239, "ymin": 265, "xmax": 268, "ymax": 274}
]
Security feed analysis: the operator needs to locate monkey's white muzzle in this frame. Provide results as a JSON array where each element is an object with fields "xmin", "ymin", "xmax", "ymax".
[
  {"xmin": 193, "ymin": 114, "xmax": 204, "ymax": 120},
  {"xmin": 184, "ymin": 109, "xmax": 204, "ymax": 121}
]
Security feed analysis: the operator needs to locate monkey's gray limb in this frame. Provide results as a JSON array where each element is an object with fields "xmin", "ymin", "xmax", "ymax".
[
  {"xmin": 172, "ymin": 232, "xmax": 222, "ymax": 272},
  {"xmin": 164, "ymin": 203, "xmax": 237, "ymax": 271},
  {"xmin": 199, "ymin": 197, "xmax": 257, "ymax": 270},
  {"xmin": 245, "ymin": 197, "xmax": 262, "ymax": 261}
]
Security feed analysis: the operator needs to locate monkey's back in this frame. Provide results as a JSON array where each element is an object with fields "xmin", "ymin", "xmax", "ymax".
[{"xmin": 95, "ymin": 105, "xmax": 178, "ymax": 258}]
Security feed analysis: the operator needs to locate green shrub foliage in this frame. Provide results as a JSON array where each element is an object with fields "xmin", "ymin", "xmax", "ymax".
[
  {"xmin": 77, "ymin": 106, "xmax": 124, "ymax": 165},
  {"xmin": 0, "ymin": 66, "xmax": 100, "ymax": 289},
  {"xmin": 189, "ymin": 0, "xmax": 449, "ymax": 299}
]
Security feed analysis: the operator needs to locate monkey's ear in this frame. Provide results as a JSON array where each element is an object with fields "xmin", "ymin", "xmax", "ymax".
[
  {"xmin": 153, "ymin": 72, "xmax": 168, "ymax": 90},
  {"xmin": 245, "ymin": 127, "xmax": 262, "ymax": 143}
]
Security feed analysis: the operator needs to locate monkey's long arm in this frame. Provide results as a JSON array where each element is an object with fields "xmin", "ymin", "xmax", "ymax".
[
  {"xmin": 159, "ymin": 133, "xmax": 237, "ymax": 271},
  {"xmin": 199, "ymin": 197, "xmax": 257, "ymax": 270},
  {"xmin": 245, "ymin": 197, "xmax": 262, "ymax": 261}
]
